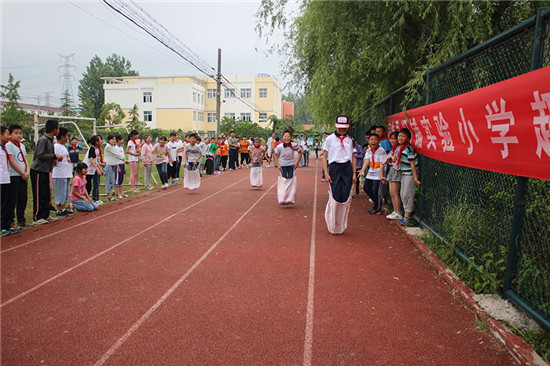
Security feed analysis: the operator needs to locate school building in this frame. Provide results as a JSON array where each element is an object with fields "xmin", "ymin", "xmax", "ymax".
[{"xmin": 102, "ymin": 74, "xmax": 283, "ymax": 136}]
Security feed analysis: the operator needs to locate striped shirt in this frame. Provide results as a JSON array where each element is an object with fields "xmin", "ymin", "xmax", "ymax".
[{"xmin": 399, "ymin": 145, "xmax": 418, "ymax": 173}]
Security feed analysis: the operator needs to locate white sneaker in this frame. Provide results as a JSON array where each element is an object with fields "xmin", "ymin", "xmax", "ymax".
[
  {"xmin": 147, "ymin": 186, "xmax": 154, "ymax": 190},
  {"xmin": 386, "ymin": 211, "xmax": 398, "ymax": 219},
  {"xmin": 45, "ymin": 216, "xmax": 58, "ymax": 222},
  {"xmin": 162, "ymin": 184, "xmax": 167, "ymax": 189},
  {"xmin": 174, "ymin": 178, "xmax": 180, "ymax": 181},
  {"xmin": 33, "ymin": 218, "xmax": 49, "ymax": 225},
  {"xmin": 95, "ymin": 200, "xmax": 104, "ymax": 206}
]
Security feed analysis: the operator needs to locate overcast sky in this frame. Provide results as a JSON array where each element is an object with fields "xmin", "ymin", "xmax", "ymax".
[{"xmin": 1, "ymin": 0, "xmax": 295, "ymax": 107}]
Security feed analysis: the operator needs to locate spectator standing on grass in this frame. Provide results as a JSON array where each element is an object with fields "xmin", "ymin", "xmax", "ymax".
[
  {"xmin": 141, "ymin": 135, "xmax": 154, "ymax": 190},
  {"xmin": 5, "ymin": 124, "xmax": 31, "ymax": 230},
  {"xmin": 52, "ymin": 127, "xmax": 74, "ymax": 217},
  {"xmin": 219, "ymin": 137, "xmax": 229, "ymax": 171},
  {"xmin": 105, "ymin": 134, "xmax": 127, "ymax": 201},
  {"xmin": 83, "ymin": 135, "xmax": 104, "ymax": 206},
  {"xmin": 126, "ymin": 130, "xmax": 141, "ymax": 193},
  {"xmin": 227, "ymin": 131, "xmax": 239, "ymax": 170},
  {"xmin": 153, "ymin": 136, "xmax": 170, "ymax": 189},
  {"xmin": 71, "ymin": 162, "xmax": 98, "ymax": 212},
  {"xmin": 30, "ymin": 119, "xmax": 63, "ymax": 225},
  {"xmin": 67, "ymin": 137, "xmax": 84, "ymax": 171},
  {"xmin": 114, "ymin": 135, "xmax": 127, "ymax": 199},
  {"xmin": 239, "ymin": 136, "xmax": 251, "ymax": 168},
  {"xmin": 1, "ymin": 126, "xmax": 15, "ymax": 235},
  {"xmin": 199, "ymin": 137, "xmax": 209, "ymax": 174}
]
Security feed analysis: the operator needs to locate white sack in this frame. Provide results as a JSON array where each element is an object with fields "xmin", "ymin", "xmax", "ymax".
[{"xmin": 277, "ymin": 176, "xmax": 297, "ymax": 205}]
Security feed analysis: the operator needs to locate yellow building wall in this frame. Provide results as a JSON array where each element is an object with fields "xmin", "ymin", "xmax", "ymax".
[
  {"xmin": 204, "ymin": 79, "xmax": 217, "ymax": 112},
  {"xmin": 156, "ymin": 109, "xmax": 193, "ymax": 131}
]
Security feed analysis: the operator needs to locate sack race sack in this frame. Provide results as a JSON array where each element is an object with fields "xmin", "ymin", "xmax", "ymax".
[
  {"xmin": 250, "ymin": 166, "xmax": 263, "ymax": 187},
  {"xmin": 205, "ymin": 157, "xmax": 214, "ymax": 175},
  {"xmin": 325, "ymin": 188, "xmax": 352, "ymax": 234},
  {"xmin": 184, "ymin": 168, "xmax": 201, "ymax": 190},
  {"xmin": 277, "ymin": 176, "xmax": 297, "ymax": 205}
]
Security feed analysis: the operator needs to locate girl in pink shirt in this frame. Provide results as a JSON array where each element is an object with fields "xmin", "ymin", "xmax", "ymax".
[
  {"xmin": 141, "ymin": 135, "xmax": 154, "ymax": 190},
  {"xmin": 71, "ymin": 162, "xmax": 98, "ymax": 212}
]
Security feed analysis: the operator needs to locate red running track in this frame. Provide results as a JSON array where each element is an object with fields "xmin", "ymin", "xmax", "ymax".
[{"xmin": 1, "ymin": 161, "xmax": 515, "ymax": 365}]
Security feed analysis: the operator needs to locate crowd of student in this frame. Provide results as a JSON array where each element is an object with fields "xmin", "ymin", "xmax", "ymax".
[{"xmin": 0, "ymin": 118, "xmax": 419, "ymax": 236}]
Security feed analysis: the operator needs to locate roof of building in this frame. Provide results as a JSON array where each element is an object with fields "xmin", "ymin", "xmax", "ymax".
[{"xmin": 0, "ymin": 100, "xmax": 63, "ymax": 113}]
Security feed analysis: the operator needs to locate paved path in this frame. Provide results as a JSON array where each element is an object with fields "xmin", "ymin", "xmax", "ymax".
[{"xmin": 1, "ymin": 160, "xmax": 515, "ymax": 365}]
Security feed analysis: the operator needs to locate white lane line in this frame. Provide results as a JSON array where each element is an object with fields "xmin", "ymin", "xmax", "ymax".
[
  {"xmin": 93, "ymin": 181, "xmax": 278, "ymax": 366},
  {"xmin": 303, "ymin": 163, "xmax": 319, "ymax": 366},
  {"xmin": 0, "ymin": 176, "xmax": 249, "ymax": 308},
  {"xmin": 1, "ymin": 179, "xmax": 197, "ymax": 254}
]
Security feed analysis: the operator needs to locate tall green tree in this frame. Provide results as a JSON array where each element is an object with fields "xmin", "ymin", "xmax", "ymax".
[
  {"xmin": 60, "ymin": 89, "xmax": 76, "ymax": 116},
  {"xmin": 126, "ymin": 103, "xmax": 147, "ymax": 131},
  {"xmin": 78, "ymin": 54, "xmax": 139, "ymax": 119},
  {"xmin": 257, "ymin": 1, "xmax": 550, "ymax": 125},
  {"xmin": 98, "ymin": 102, "xmax": 126, "ymax": 126},
  {"xmin": 0, "ymin": 73, "xmax": 27, "ymax": 125}
]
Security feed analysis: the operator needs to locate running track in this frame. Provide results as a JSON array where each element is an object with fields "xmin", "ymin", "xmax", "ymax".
[{"xmin": 1, "ymin": 161, "xmax": 514, "ymax": 365}]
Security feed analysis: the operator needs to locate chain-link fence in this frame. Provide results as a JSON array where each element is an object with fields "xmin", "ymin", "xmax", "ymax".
[{"xmin": 359, "ymin": 8, "xmax": 550, "ymax": 332}]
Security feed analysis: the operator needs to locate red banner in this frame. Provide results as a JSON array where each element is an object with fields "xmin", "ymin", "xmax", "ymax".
[{"xmin": 386, "ymin": 66, "xmax": 550, "ymax": 181}]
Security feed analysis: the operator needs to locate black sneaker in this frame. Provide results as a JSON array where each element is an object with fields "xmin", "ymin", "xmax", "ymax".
[{"xmin": 56, "ymin": 210, "xmax": 69, "ymax": 217}]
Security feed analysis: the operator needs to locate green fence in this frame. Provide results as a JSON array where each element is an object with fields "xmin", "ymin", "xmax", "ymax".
[{"xmin": 359, "ymin": 8, "xmax": 550, "ymax": 332}]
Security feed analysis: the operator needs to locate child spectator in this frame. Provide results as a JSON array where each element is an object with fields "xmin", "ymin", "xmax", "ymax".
[
  {"xmin": 301, "ymin": 137, "xmax": 310, "ymax": 167},
  {"xmin": 141, "ymin": 135, "xmax": 154, "ymax": 190},
  {"xmin": 353, "ymin": 140, "xmax": 365, "ymax": 195},
  {"xmin": 52, "ymin": 127, "xmax": 74, "ymax": 216},
  {"xmin": 153, "ymin": 136, "xmax": 170, "ymax": 189},
  {"xmin": 126, "ymin": 130, "xmax": 141, "ymax": 193},
  {"xmin": 114, "ymin": 135, "xmax": 127, "ymax": 198},
  {"xmin": 239, "ymin": 136, "xmax": 251, "ymax": 168},
  {"xmin": 213, "ymin": 138, "xmax": 222, "ymax": 171},
  {"xmin": 71, "ymin": 162, "xmax": 98, "ymax": 212},
  {"xmin": 219, "ymin": 137, "xmax": 229, "ymax": 171},
  {"xmin": 199, "ymin": 137, "xmax": 209, "ymax": 174},
  {"xmin": 30, "ymin": 119, "xmax": 63, "ymax": 225},
  {"xmin": 227, "ymin": 131, "xmax": 239, "ymax": 170},
  {"xmin": 6, "ymin": 124, "xmax": 31, "ymax": 229},
  {"xmin": 393, "ymin": 128, "xmax": 420, "ymax": 226},
  {"xmin": 359, "ymin": 133, "xmax": 387, "ymax": 214},
  {"xmin": 105, "ymin": 134, "xmax": 126, "ymax": 201},
  {"xmin": 67, "ymin": 137, "xmax": 84, "ymax": 170},
  {"xmin": 376, "ymin": 125, "xmax": 392, "ymax": 153},
  {"xmin": 83, "ymin": 135, "xmax": 104, "ymax": 205},
  {"xmin": 1, "ymin": 126, "xmax": 16, "ymax": 235},
  {"xmin": 385, "ymin": 131, "xmax": 403, "ymax": 220}
]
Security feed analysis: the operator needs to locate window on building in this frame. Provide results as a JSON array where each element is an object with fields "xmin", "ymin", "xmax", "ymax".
[
  {"xmin": 199, "ymin": 112, "xmax": 204, "ymax": 121},
  {"xmin": 144, "ymin": 111, "xmax": 153, "ymax": 122},
  {"xmin": 207, "ymin": 113, "xmax": 216, "ymax": 123},
  {"xmin": 240, "ymin": 113, "xmax": 251, "ymax": 121},
  {"xmin": 224, "ymin": 88, "xmax": 235, "ymax": 98},
  {"xmin": 193, "ymin": 92, "xmax": 197, "ymax": 103},
  {"xmin": 193, "ymin": 111, "xmax": 197, "ymax": 120},
  {"xmin": 224, "ymin": 113, "xmax": 235, "ymax": 119},
  {"xmin": 240, "ymin": 88, "xmax": 251, "ymax": 98},
  {"xmin": 259, "ymin": 88, "xmax": 268, "ymax": 98},
  {"xmin": 259, "ymin": 113, "xmax": 268, "ymax": 123},
  {"xmin": 207, "ymin": 89, "xmax": 217, "ymax": 98},
  {"xmin": 143, "ymin": 91, "xmax": 152, "ymax": 103}
]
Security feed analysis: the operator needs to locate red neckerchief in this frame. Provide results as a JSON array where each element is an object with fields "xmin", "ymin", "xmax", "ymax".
[
  {"xmin": 71, "ymin": 144, "xmax": 78, "ymax": 153},
  {"xmin": 389, "ymin": 146, "xmax": 397, "ymax": 165},
  {"xmin": 370, "ymin": 147, "xmax": 377, "ymax": 168},
  {"xmin": 9, "ymin": 139, "xmax": 27, "ymax": 171},
  {"xmin": 96, "ymin": 145, "xmax": 104, "ymax": 163},
  {"xmin": 335, "ymin": 132, "xmax": 347, "ymax": 149},
  {"xmin": 396, "ymin": 142, "xmax": 410, "ymax": 166},
  {"xmin": 283, "ymin": 141, "xmax": 300, "ymax": 151},
  {"xmin": 1, "ymin": 144, "xmax": 9, "ymax": 170},
  {"xmin": 380, "ymin": 137, "xmax": 388, "ymax": 141},
  {"xmin": 130, "ymin": 138, "xmax": 140, "ymax": 154}
]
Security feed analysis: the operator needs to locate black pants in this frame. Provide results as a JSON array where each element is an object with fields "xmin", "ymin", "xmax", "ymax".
[
  {"xmin": 354, "ymin": 171, "xmax": 361, "ymax": 195},
  {"xmin": 241, "ymin": 152, "xmax": 250, "ymax": 165},
  {"xmin": 7, "ymin": 176, "xmax": 28, "ymax": 226},
  {"xmin": 229, "ymin": 149, "xmax": 238, "ymax": 169},
  {"xmin": 31, "ymin": 169, "xmax": 51, "ymax": 221},
  {"xmin": 1, "ymin": 183, "xmax": 11, "ymax": 230},
  {"xmin": 175, "ymin": 156, "xmax": 182, "ymax": 178},
  {"xmin": 364, "ymin": 178, "xmax": 381, "ymax": 211},
  {"xmin": 220, "ymin": 155, "xmax": 228, "ymax": 170},
  {"xmin": 86, "ymin": 173, "xmax": 100, "ymax": 201},
  {"xmin": 167, "ymin": 161, "xmax": 177, "ymax": 179},
  {"xmin": 328, "ymin": 162, "xmax": 353, "ymax": 203},
  {"xmin": 281, "ymin": 165, "xmax": 294, "ymax": 179}
]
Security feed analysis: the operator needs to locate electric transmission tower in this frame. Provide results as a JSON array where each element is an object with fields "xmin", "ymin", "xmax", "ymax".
[{"xmin": 58, "ymin": 53, "xmax": 76, "ymax": 109}]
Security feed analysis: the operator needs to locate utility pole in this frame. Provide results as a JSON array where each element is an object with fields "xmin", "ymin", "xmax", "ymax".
[
  {"xmin": 44, "ymin": 92, "xmax": 52, "ymax": 107},
  {"xmin": 216, "ymin": 48, "xmax": 222, "ymax": 136}
]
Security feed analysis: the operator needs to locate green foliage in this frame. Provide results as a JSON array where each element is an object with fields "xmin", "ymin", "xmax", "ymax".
[
  {"xmin": 282, "ymin": 92, "xmax": 313, "ymax": 124},
  {"xmin": 257, "ymin": 0, "xmax": 550, "ymax": 124},
  {"xmin": 0, "ymin": 73, "xmax": 27, "ymax": 125},
  {"xmin": 98, "ymin": 103, "xmax": 126, "ymax": 126},
  {"xmin": 78, "ymin": 54, "xmax": 139, "ymax": 119},
  {"xmin": 60, "ymin": 89, "xmax": 76, "ymax": 116},
  {"xmin": 126, "ymin": 104, "xmax": 147, "ymax": 131},
  {"xmin": 219, "ymin": 117, "xmax": 271, "ymax": 138}
]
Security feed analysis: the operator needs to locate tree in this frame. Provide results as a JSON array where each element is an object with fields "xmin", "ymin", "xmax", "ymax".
[
  {"xmin": 282, "ymin": 92, "xmax": 313, "ymax": 125},
  {"xmin": 60, "ymin": 89, "xmax": 76, "ymax": 116},
  {"xmin": 0, "ymin": 73, "xmax": 27, "ymax": 125},
  {"xmin": 126, "ymin": 103, "xmax": 147, "ymax": 131},
  {"xmin": 257, "ymin": 1, "xmax": 550, "ymax": 125},
  {"xmin": 98, "ymin": 103, "xmax": 126, "ymax": 126},
  {"xmin": 78, "ymin": 54, "xmax": 139, "ymax": 119},
  {"xmin": 219, "ymin": 117, "xmax": 270, "ymax": 139}
]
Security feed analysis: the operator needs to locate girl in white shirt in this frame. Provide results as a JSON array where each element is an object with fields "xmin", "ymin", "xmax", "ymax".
[
  {"xmin": 273, "ymin": 130, "xmax": 303, "ymax": 179},
  {"xmin": 126, "ymin": 130, "xmax": 141, "ymax": 193}
]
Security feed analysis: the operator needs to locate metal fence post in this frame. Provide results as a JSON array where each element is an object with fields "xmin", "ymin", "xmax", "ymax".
[{"xmin": 503, "ymin": 8, "xmax": 547, "ymax": 295}]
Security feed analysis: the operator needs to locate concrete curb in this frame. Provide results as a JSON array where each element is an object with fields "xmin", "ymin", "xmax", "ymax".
[{"xmin": 394, "ymin": 222, "xmax": 548, "ymax": 366}]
